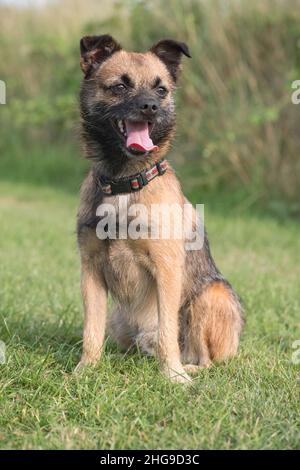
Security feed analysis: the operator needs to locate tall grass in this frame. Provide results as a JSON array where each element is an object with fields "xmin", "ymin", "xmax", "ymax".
[{"xmin": 1, "ymin": 0, "xmax": 300, "ymax": 211}]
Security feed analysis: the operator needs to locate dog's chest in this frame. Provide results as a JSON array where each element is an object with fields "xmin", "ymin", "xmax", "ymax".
[
  {"xmin": 102, "ymin": 239, "xmax": 154, "ymax": 304},
  {"xmin": 81, "ymin": 193, "xmax": 155, "ymax": 304}
]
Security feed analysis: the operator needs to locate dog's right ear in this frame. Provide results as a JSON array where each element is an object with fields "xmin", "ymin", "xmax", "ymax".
[{"xmin": 80, "ymin": 35, "xmax": 122, "ymax": 77}]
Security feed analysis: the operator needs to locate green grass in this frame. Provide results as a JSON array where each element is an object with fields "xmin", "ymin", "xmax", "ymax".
[{"xmin": 0, "ymin": 180, "xmax": 299, "ymax": 450}]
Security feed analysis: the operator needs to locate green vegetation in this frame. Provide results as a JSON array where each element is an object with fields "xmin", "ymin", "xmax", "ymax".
[
  {"xmin": 0, "ymin": 0, "xmax": 299, "ymax": 450},
  {"xmin": 1, "ymin": 0, "xmax": 300, "ymax": 209}
]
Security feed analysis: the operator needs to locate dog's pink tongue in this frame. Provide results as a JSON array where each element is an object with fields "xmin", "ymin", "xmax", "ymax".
[{"xmin": 125, "ymin": 121, "xmax": 158, "ymax": 153}]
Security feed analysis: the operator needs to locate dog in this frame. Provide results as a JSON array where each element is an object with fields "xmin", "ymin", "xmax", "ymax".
[{"xmin": 76, "ymin": 35, "xmax": 244, "ymax": 383}]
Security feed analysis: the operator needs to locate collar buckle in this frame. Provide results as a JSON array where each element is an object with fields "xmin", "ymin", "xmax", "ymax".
[
  {"xmin": 132, "ymin": 171, "xmax": 148, "ymax": 191},
  {"xmin": 137, "ymin": 170, "xmax": 149, "ymax": 188},
  {"xmin": 156, "ymin": 161, "xmax": 166, "ymax": 175}
]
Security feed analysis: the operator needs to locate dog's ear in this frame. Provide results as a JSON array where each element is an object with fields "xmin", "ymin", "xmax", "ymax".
[
  {"xmin": 150, "ymin": 39, "xmax": 191, "ymax": 82},
  {"xmin": 80, "ymin": 34, "xmax": 122, "ymax": 77}
]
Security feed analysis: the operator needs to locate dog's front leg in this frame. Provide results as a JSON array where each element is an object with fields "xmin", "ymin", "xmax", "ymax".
[
  {"xmin": 76, "ymin": 258, "xmax": 107, "ymax": 370},
  {"xmin": 153, "ymin": 245, "xmax": 191, "ymax": 384}
]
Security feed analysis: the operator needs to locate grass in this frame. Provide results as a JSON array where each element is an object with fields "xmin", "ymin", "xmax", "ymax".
[{"xmin": 0, "ymin": 179, "xmax": 299, "ymax": 450}]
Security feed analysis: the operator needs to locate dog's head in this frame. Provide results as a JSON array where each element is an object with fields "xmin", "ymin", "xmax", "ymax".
[{"xmin": 79, "ymin": 35, "xmax": 190, "ymax": 165}]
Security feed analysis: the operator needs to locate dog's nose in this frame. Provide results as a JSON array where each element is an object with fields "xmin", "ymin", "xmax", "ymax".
[{"xmin": 139, "ymin": 99, "xmax": 158, "ymax": 117}]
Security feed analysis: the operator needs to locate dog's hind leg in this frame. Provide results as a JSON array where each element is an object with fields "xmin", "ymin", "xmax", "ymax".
[{"xmin": 182, "ymin": 281, "xmax": 243, "ymax": 367}]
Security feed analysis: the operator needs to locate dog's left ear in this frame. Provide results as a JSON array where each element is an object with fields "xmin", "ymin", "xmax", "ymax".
[
  {"xmin": 80, "ymin": 34, "xmax": 122, "ymax": 77},
  {"xmin": 150, "ymin": 39, "xmax": 191, "ymax": 82}
]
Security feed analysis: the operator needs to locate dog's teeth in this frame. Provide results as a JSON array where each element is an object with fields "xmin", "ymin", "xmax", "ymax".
[{"xmin": 118, "ymin": 120, "xmax": 125, "ymax": 134}]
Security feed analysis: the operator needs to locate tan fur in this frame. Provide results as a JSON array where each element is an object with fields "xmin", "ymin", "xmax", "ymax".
[
  {"xmin": 83, "ymin": 51, "xmax": 175, "ymax": 112},
  {"xmin": 97, "ymin": 51, "xmax": 174, "ymax": 92},
  {"xmin": 77, "ymin": 47, "xmax": 243, "ymax": 383},
  {"xmin": 182, "ymin": 281, "xmax": 243, "ymax": 367},
  {"xmin": 76, "ymin": 258, "xmax": 108, "ymax": 368}
]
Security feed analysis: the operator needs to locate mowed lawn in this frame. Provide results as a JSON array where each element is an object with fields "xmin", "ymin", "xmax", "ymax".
[{"xmin": 0, "ymin": 180, "xmax": 299, "ymax": 450}]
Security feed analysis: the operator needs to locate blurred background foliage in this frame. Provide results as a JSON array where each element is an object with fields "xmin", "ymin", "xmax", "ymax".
[{"xmin": 1, "ymin": 0, "xmax": 300, "ymax": 215}]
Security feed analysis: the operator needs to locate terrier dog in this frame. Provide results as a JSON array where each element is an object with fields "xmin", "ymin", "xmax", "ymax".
[{"xmin": 76, "ymin": 35, "xmax": 243, "ymax": 383}]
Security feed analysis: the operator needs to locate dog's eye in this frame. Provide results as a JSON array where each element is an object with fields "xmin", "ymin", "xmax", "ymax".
[
  {"xmin": 156, "ymin": 86, "xmax": 168, "ymax": 97},
  {"xmin": 110, "ymin": 83, "xmax": 127, "ymax": 94}
]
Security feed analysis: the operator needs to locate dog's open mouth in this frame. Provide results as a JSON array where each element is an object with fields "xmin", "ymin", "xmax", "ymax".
[{"xmin": 114, "ymin": 120, "xmax": 158, "ymax": 155}]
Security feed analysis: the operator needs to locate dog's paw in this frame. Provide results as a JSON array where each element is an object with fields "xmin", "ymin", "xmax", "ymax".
[
  {"xmin": 183, "ymin": 363, "xmax": 210, "ymax": 375},
  {"xmin": 163, "ymin": 365, "xmax": 193, "ymax": 384},
  {"xmin": 74, "ymin": 361, "xmax": 87, "ymax": 373},
  {"xmin": 74, "ymin": 357, "xmax": 98, "ymax": 373},
  {"xmin": 170, "ymin": 372, "xmax": 193, "ymax": 384}
]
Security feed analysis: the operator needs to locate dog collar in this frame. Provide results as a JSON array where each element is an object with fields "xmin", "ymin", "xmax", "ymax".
[{"xmin": 97, "ymin": 159, "xmax": 168, "ymax": 196}]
